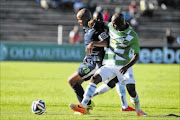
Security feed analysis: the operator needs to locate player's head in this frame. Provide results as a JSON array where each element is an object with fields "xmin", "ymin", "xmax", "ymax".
[
  {"xmin": 77, "ymin": 8, "xmax": 92, "ymax": 26},
  {"xmin": 111, "ymin": 13, "xmax": 126, "ymax": 31},
  {"xmin": 93, "ymin": 11, "xmax": 103, "ymax": 22}
]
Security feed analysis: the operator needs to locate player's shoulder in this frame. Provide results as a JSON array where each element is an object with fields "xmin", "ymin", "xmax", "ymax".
[
  {"xmin": 126, "ymin": 25, "xmax": 138, "ymax": 37},
  {"xmin": 129, "ymin": 29, "xmax": 139, "ymax": 39},
  {"xmin": 86, "ymin": 28, "xmax": 96, "ymax": 35},
  {"xmin": 107, "ymin": 22, "xmax": 112, "ymax": 27}
]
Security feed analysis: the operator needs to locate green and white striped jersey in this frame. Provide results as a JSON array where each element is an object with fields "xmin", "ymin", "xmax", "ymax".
[{"xmin": 103, "ymin": 22, "xmax": 140, "ymax": 66}]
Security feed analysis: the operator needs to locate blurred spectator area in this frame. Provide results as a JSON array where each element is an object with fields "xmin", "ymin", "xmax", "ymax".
[{"xmin": 0, "ymin": 0, "xmax": 180, "ymax": 46}]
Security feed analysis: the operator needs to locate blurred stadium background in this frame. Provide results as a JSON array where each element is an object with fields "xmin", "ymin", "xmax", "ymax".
[
  {"xmin": 0, "ymin": 0, "xmax": 180, "ymax": 63},
  {"xmin": 0, "ymin": 0, "xmax": 180, "ymax": 119}
]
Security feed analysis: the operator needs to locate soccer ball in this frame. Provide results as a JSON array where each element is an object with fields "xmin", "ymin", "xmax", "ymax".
[{"xmin": 31, "ymin": 99, "xmax": 46, "ymax": 115}]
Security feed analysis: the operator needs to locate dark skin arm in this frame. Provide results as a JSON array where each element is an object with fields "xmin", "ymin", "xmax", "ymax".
[
  {"xmin": 83, "ymin": 56, "xmax": 87, "ymax": 62},
  {"xmin": 86, "ymin": 20, "xmax": 109, "ymax": 55},
  {"xmin": 119, "ymin": 53, "xmax": 139, "ymax": 74},
  {"xmin": 86, "ymin": 39, "xmax": 108, "ymax": 55}
]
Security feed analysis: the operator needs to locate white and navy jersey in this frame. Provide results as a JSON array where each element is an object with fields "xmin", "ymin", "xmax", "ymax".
[{"xmin": 83, "ymin": 27, "xmax": 109, "ymax": 63}]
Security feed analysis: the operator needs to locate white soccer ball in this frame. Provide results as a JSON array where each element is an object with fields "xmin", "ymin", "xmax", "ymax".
[{"xmin": 31, "ymin": 99, "xmax": 46, "ymax": 115}]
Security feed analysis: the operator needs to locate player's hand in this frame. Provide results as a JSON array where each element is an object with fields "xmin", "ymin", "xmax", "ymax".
[
  {"xmin": 88, "ymin": 20, "xmax": 96, "ymax": 28},
  {"xmin": 119, "ymin": 66, "xmax": 128, "ymax": 75},
  {"xmin": 83, "ymin": 56, "xmax": 87, "ymax": 62},
  {"xmin": 86, "ymin": 42, "xmax": 93, "ymax": 55}
]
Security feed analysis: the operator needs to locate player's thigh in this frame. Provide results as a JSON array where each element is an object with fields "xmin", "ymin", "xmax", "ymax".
[
  {"xmin": 123, "ymin": 67, "xmax": 135, "ymax": 85},
  {"xmin": 95, "ymin": 66, "xmax": 116, "ymax": 84},
  {"xmin": 77, "ymin": 62, "xmax": 97, "ymax": 81}
]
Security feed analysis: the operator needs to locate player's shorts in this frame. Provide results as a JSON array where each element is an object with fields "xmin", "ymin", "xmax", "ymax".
[
  {"xmin": 77, "ymin": 61, "xmax": 102, "ymax": 81},
  {"xmin": 96, "ymin": 65, "xmax": 135, "ymax": 85}
]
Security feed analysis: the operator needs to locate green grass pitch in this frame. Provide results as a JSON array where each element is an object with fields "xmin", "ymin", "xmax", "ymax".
[{"xmin": 0, "ymin": 62, "xmax": 179, "ymax": 120}]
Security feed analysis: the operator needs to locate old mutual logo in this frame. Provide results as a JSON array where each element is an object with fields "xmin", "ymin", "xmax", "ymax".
[{"xmin": 0, "ymin": 43, "xmax": 8, "ymax": 61}]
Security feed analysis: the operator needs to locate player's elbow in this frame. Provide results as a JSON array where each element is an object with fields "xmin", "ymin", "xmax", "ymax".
[
  {"xmin": 103, "ymin": 39, "xmax": 109, "ymax": 47},
  {"xmin": 104, "ymin": 42, "xmax": 108, "ymax": 47},
  {"xmin": 134, "ymin": 53, "xmax": 139, "ymax": 61}
]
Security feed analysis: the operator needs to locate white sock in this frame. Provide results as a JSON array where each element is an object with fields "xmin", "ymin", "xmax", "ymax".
[
  {"xmin": 116, "ymin": 82, "xmax": 128, "ymax": 109},
  {"xmin": 81, "ymin": 82, "xmax": 97, "ymax": 107},
  {"xmin": 130, "ymin": 94, "xmax": 140, "ymax": 113},
  {"xmin": 93, "ymin": 84, "xmax": 111, "ymax": 97}
]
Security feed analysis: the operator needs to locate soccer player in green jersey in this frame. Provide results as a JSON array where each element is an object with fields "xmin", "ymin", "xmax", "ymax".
[
  {"xmin": 69, "ymin": 13, "xmax": 147, "ymax": 116},
  {"xmin": 92, "ymin": 11, "xmax": 135, "ymax": 112}
]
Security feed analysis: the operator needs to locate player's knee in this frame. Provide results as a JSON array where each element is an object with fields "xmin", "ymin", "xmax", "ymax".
[
  {"xmin": 107, "ymin": 80, "xmax": 116, "ymax": 88},
  {"xmin": 90, "ymin": 74, "xmax": 102, "ymax": 85},
  {"xmin": 126, "ymin": 84, "xmax": 137, "ymax": 97},
  {"xmin": 107, "ymin": 77, "xmax": 118, "ymax": 88},
  {"xmin": 68, "ymin": 76, "xmax": 76, "ymax": 87},
  {"xmin": 129, "ymin": 91, "xmax": 136, "ymax": 97},
  {"xmin": 67, "ymin": 76, "xmax": 73, "ymax": 86}
]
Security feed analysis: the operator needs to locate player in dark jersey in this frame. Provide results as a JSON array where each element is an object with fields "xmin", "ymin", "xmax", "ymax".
[{"xmin": 68, "ymin": 8, "xmax": 109, "ymax": 114}]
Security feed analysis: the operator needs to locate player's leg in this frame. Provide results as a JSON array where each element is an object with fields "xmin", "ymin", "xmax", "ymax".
[
  {"xmin": 68, "ymin": 62, "xmax": 99, "ymax": 114},
  {"xmin": 93, "ymin": 77, "xmax": 116, "ymax": 97},
  {"xmin": 81, "ymin": 74, "xmax": 102, "ymax": 107},
  {"xmin": 126, "ymin": 83, "xmax": 138, "ymax": 108},
  {"xmin": 115, "ymin": 81, "xmax": 128, "ymax": 110},
  {"xmin": 69, "ymin": 65, "xmax": 116, "ymax": 114},
  {"xmin": 94, "ymin": 77, "xmax": 135, "ymax": 111},
  {"xmin": 94, "ymin": 77, "xmax": 128, "ymax": 108},
  {"xmin": 68, "ymin": 72, "xmax": 85, "ymax": 103},
  {"xmin": 69, "ymin": 73, "xmax": 102, "ymax": 114},
  {"xmin": 82, "ymin": 65, "xmax": 116, "ymax": 107},
  {"xmin": 68, "ymin": 62, "xmax": 95, "ymax": 106},
  {"xmin": 126, "ymin": 84, "xmax": 147, "ymax": 116},
  {"xmin": 127, "ymin": 84, "xmax": 147, "ymax": 116},
  {"xmin": 124, "ymin": 67, "xmax": 147, "ymax": 116}
]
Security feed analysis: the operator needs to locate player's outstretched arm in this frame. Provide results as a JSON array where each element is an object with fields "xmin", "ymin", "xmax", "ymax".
[{"xmin": 86, "ymin": 40, "xmax": 108, "ymax": 55}]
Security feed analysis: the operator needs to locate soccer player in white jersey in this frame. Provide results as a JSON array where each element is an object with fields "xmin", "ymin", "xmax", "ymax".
[
  {"xmin": 69, "ymin": 13, "xmax": 147, "ymax": 116},
  {"xmin": 92, "ymin": 11, "xmax": 135, "ymax": 112}
]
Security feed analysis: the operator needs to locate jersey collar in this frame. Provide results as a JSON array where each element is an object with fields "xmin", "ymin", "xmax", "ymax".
[{"xmin": 83, "ymin": 26, "xmax": 90, "ymax": 33}]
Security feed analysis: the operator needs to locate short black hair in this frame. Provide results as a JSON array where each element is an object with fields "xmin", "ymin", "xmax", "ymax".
[
  {"xmin": 77, "ymin": 8, "xmax": 92, "ymax": 20},
  {"xmin": 93, "ymin": 11, "xmax": 103, "ymax": 21},
  {"xmin": 111, "ymin": 13, "xmax": 125, "ymax": 26}
]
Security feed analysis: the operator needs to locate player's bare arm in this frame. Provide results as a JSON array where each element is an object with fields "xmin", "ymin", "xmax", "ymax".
[
  {"xmin": 119, "ymin": 53, "xmax": 139, "ymax": 74},
  {"xmin": 86, "ymin": 40, "xmax": 108, "ymax": 55},
  {"xmin": 86, "ymin": 19, "xmax": 109, "ymax": 55},
  {"xmin": 83, "ymin": 56, "xmax": 87, "ymax": 62}
]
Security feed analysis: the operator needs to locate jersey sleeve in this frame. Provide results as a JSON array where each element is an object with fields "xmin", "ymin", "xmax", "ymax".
[
  {"xmin": 131, "ymin": 33, "xmax": 140, "ymax": 54},
  {"xmin": 98, "ymin": 31, "xmax": 109, "ymax": 41}
]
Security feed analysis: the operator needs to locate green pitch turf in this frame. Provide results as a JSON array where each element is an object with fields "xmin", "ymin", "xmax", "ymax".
[{"xmin": 0, "ymin": 62, "xmax": 179, "ymax": 120}]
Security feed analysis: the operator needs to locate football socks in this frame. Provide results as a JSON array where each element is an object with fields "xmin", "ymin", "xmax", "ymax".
[
  {"xmin": 81, "ymin": 82, "xmax": 97, "ymax": 107},
  {"xmin": 116, "ymin": 82, "xmax": 128, "ymax": 109},
  {"xmin": 93, "ymin": 84, "xmax": 111, "ymax": 97},
  {"xmin": 73, "ymin": 83, "xmax": 91, "ymax": 105},
  {"xmin": 130, "ymin": 94, "xmax": 140, "ymax": 113}
]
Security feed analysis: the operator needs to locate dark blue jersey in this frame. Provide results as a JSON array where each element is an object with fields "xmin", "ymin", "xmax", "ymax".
[
  {"xmin": 83, "ymin": 27, "xmax": 108, "ymax": 63},
  {"xmin": 77, "ymin": 26, "xmax": 108, "ymax": 80}
]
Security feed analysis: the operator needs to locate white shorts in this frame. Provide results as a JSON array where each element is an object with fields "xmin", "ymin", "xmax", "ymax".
[{"xmin": 96, "ymin": 65, "xmax": 135, "ymax": 85}]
